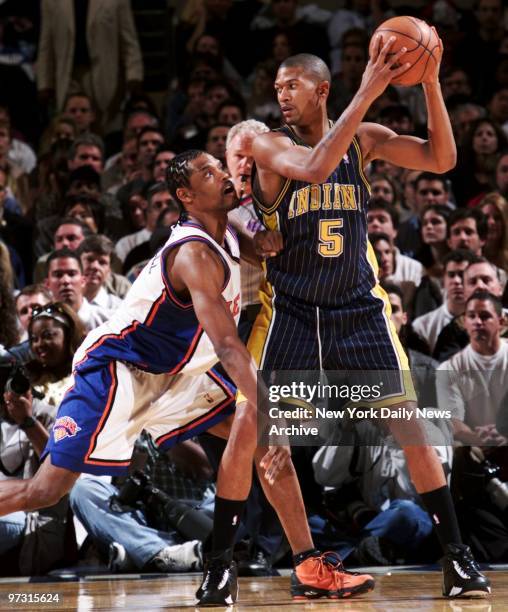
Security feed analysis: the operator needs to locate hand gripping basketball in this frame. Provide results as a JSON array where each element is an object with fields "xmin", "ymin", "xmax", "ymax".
[{"xmin": 359, "ymin": 36, "xmax": 410, "ymax": 102}]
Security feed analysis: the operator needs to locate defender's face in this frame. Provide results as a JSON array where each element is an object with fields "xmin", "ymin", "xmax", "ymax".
[
  {"xmin": 185, "ymin": 153, "xmax": 238, "ymax": 213},
  {"xmin": 275, "ymin": 67, "xmax": 322, "ymax": 125}
]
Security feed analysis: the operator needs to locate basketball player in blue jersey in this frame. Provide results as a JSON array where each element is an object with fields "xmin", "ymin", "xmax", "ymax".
[
  {"xmin": 237, "ymin": 37, "xmax": 489, "ymax": 598},
  {"xmin": 0, "ymin": 150, "xmax": 374, "ymax": 606}
]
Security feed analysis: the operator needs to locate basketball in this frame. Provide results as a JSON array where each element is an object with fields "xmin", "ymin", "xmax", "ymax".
[{"xmin": 369, "ymin": 16, "xmax": 440, "ymax": 87}]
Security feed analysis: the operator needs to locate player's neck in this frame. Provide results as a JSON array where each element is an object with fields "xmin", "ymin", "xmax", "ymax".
[
  {"xmin": 186, "ymin": 213, "xmax": 228, "ymax": 246},
  {"xmin": 292, "ymin": 113, "xmax": 330, "ymax": 147}
]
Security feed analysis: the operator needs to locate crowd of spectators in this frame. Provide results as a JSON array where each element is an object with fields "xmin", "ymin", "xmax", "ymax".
[{"xmin": 1, "ymin": 0, "xmax": 508, "ymax": 577}]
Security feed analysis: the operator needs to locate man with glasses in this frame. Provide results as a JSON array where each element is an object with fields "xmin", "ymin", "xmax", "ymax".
[{"xmin": 396, "ymin": 172, "xmax": 452, "ymax": 257}]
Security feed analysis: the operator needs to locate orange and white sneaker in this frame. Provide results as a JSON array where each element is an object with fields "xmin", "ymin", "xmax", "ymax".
[{"xmin": 291, "ymin": 551, "xmax": 375, "ymax": 600}]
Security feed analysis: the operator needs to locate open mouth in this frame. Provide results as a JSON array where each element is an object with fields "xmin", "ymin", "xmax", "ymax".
[{"xmin": 223, "ymin": 181, "xmax": 235, "ymax": 195}]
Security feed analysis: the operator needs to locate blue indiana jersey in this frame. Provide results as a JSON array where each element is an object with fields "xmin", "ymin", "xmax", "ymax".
[
  {"xmin": 72, "ymin": 222, "xmax": 242, "ymax": 376},
  {"xmin": 252, "ymin": 124, "xmax": 377, "ymax": 307}
]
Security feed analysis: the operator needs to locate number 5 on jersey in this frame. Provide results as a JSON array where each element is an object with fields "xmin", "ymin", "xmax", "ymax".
[{"xmin": 318, "ymin": 219, "xmax": 343, "ymax": 257}]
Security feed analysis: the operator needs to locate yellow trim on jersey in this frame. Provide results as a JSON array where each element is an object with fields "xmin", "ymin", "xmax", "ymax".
[
  {"xmin": 351, "ymin": 136, "xmax": 371, "ymax": 196},
  {"xmin": 236, "ymin": 279, "xmax": 274, "ymax": 405},
  {"xmin": 253, "ymin": 177, "xmax": 292, "ymax": 216},
  {"xmin": 262, "ymin": 211, "xmax": 280, "ymax": 232}
]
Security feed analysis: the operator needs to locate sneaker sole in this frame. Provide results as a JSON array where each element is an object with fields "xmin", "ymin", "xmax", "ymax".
[
  {"xmin": 445, "ymin": 588, "xmax": 491, "ymax": 599},
  {"xmin": 291, "ymin": 578, "xmax": 375, "ymax": 600}
]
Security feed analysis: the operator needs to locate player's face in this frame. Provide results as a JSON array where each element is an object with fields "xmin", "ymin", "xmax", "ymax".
[
  {"xmin": 464, "ymin": 263, "xmax": 501, "ymax": 299},
  {"xmin": 464, "ymin": 299, "xmax": 502, "ymax": 348},
  {"xmin": 16, "ymin": 293, "xmax": 50, "ymax": 332},
  {"xmin": 422, "ymin": 210, "xmax": 447, "ymax": 244},
  {"xmin": 81, "ymin": 251, "xmax": 111, "ymax": 290},
  {"xmin": 367, "ymin": 210, "xmax": 396, "ymax": 240},
  {"xmin": 448, "ymin": 218, "xmax": 484, "ymax": 254},
  {"xmin": 185, "ymin": 153, "xmax": 238, "ymax": 213},
  {"xmin": 275, "ymin": 67, "xmax": 324, "ymax": 125},
  {"xmin": 443, "ymin": 261, "xmax": 469, "ymax": 304},
  {"xmin": 29, "ymin": 318, "xmax": 68, "ymax": 369},
  {"xmin": 373, "ymin": 239, "xmax": 394, "ymax": 278},
  {"xmin": 226, "ymin": 133, "xmax": 255, "ymax": 197},
  {"xmin": 387, "ymin": 292, "xmax": 407, "ymax": 334}
]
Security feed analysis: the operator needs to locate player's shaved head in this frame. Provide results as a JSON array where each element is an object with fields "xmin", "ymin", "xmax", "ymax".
[{"xmin": 279, "ymin": 54, "xmax": 331, "ymax": 83}]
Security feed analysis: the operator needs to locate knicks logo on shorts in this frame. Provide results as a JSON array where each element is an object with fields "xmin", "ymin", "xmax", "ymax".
[{"xmin": 53, "ymin": 416, "xmax": 81, "ymax": 442}]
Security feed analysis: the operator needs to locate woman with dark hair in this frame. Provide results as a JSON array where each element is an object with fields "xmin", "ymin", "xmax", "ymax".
[
  {"xmin": 413, "ymin": 204, "xmax": 451, "ymax": 318},
  {"xmin": 478, "ymin": 192, "xmax": 508, "ymax": 271},
  {"xmin": 450, "ymin": 117, "xmax": 508, "ymax": 206},
  {"xmin": 26, "ymin": 302, "xmax": 85, "ymax": 407},
  {"xmin": 1, "ymin": 302, "xmax": 85, "ymax": 574}
]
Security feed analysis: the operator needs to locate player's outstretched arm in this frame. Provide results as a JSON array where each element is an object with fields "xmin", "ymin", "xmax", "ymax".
[
  {"xmin": 170, "ymin": 242, "xmax": 259, "ymax": 406},
  {"xmin": 252, "ymin": 36, "xmax": 410, "ymax": 184},
  {"xmin": 359, "ymin": 28, "xmax": 456, "ymax": 174}
]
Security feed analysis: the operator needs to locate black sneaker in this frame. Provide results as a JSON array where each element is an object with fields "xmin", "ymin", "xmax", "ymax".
[
  {"xmin": 196, "ymin": 549, "xmax": 238, "ymax": 606},
  {"xmin": 442, "ymin": 543, "xmax": 491, "ymax": 598}
]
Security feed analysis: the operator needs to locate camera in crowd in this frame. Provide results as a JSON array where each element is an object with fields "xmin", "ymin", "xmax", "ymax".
[
  {"xmin": 110, "ymin": 470, "xmax": 212, "ymax": 542},
  {"xmin": 482, "ymin": 460, "xmax": 508, "ymax": 512},
  {"xmin": 0, "ymin": 365, "xmax": 32, "ymax": 420}
]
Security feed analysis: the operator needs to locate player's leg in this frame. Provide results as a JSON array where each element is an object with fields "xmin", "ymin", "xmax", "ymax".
[
  {"xmin": 388, "ymin": 410, "xmax": 491, "ymax": 598},
  {"xmin": 0, "ymin": 457, "xmax": 79, "ymax": 516}
]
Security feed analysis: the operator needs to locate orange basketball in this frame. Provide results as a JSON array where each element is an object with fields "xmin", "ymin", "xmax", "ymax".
[{"xmin": 369, "ymin": 16, "xmax": 440, "ymax": 87}]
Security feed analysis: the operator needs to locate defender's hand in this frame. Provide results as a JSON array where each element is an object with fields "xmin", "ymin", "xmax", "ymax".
[
  {"xmin": 260, "ymin": 445, "xmax": 291, "ymax": 485},
  {"xmin": 360, "ymin": 36, "xmax": 410, "ymax": 102},
  {"xmin": 254, "ymin": 230, "xmax": 284, "ymax": 258}
]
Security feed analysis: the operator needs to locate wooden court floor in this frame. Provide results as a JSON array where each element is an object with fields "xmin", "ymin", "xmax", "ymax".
[{"xmin": 0, "ymin": 570, "xmax": 503, "ymax": 611}]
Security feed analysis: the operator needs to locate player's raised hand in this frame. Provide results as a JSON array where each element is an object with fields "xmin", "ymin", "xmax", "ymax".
[
  {"xmin": 254, "ymin": 230, "xmax": 284, "ymax": 258},
  {"xmin": 359, "ymin": 36, "xmax": 410, "ymax": 101},
  {"xmin": 422, "ymin": 26, "xmax": 443, "ymax": 84}
]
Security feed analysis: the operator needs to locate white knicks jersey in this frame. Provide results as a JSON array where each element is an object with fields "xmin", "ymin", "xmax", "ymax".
[{"xmin": 73, "ymin": 221, "xmax": 242, "ymax": 377}]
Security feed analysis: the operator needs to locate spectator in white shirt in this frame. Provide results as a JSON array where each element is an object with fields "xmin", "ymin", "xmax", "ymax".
[
  {"xmin": 437, "ymin": 291, "xmax": 508, "ymax": 446},
  {"xmin": 78, "ymin": 235, "xmax": 123, "ymax": 311},
  {"xmin": 45, "ymin": 248, "xmax": 109, "ymax": 331},
  {"xmin": 412, "ymin": 250, "xmax": 476, "ymax": 353}
]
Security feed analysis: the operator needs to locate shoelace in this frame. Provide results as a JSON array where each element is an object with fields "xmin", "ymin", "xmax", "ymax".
[{"xmin": 311, "ymin": 552, "xmax": 351, "ymax": 589}]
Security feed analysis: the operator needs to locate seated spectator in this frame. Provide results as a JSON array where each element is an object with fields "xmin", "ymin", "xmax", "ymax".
[
  {"xmin": 63, "ymin": 193, "xmax": 105, "ymax": 235},
  {"xmin": 45, "ymin": 249, "xmax": 110, "ymax": 331},
  {"xmin": 369, "ymin": 173, "xmax": 401, "ymax": 211},
  {"xmin": 153, "ymin": 148, "xmax": 176, "ymax": 183},
  {"xmin": 495, "ymin": 149, "xmax": 508, "ymax": 198},
  {"xmin": 413, "ymin": 250, "xmax": 476, "ymax": 354},
  {"xmin": 123, "ymin": 186, "xmax": 180, "ymax": 275},
  {"xmin": 0, "ymin": 302, "xmax": 85, "ymax": 574},
  {"xmin": 437, "ymin": 291, "xmax": 508, "ymax": 447},
  {"xmin": 78, "ymin": 236, "xmax": 125, "ymax": 310},
  {"xmin": 396, "ymin": 172, "xmax": 452, "ymax": 258},
  {"xmin": 137, "ymin": 127, "xmax": 165, "ymax": 182},
  {"xmin": 33, "ymin": 217, "xmax": 92, "ymax": 283},
  {"xmin": 62, "ymin": 92, "xmax": 96, "ymax": 135},
  {"xmin": 217, "ymin": 100, "xmax": 246, "ymax": 127},
  {"xmin": 15, "ymin": 284, "xmax": 53, "ymax": 343},
  {"xmin": 69, "ymin": 433, "xmax": 209, "ymax": 573},
  {"xmin": 205, "ymin": 124, "xmax": 230, "ymax": 166},
  {"xmin": 370, "ymin": 230, "xmax": 422, "ymax": 307},
  {"xmin": 434, "ymin": 257, "xmax": 505, "ymax": 361},
  {"xmin": 487, "ymin": 84, "xmax": 508, "ymax": 137},
  {"xmin": 38, "ymin": 114, "xmax": 77, "ymax": 156},
  {"xmin": 478, "ymin": 192, "xmax": 508, "ymax": 271},
  {"xmin": 447, "ymin": 207, "xmax": 506, "ymax": 288},
  {"xmin": 0, "ymin": 255, "xmax": 19, "ymax": 352},
  {"xmin": 116, "ymin": 182, "xmax": 171, "ymax": 265},
  {"xmin": 102, "ymin": 136, "xmax": 138, "ymax": 195},
  {"xmin": 450, "ymin": 117, "xmax": 508, "ymax": 207},
  {"xmin": 449, "ymin": 102, "xmax": 486, "ymax": 148}
]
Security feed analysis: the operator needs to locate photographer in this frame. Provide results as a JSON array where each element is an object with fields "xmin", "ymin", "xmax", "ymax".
[
  {"xmin": 69, "ymin": 432, "xmax": 213, "ymax": 573},
  {"xmin": 0, "ymin": 301, "xmax": 85, "ymax": 574}
]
